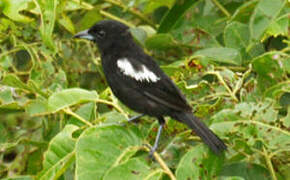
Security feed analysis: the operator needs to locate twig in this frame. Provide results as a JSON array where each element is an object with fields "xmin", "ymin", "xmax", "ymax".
[
  {"xmin": 263, "ymin": 147, "xmax": 277, "ymax": 180},
  {"xmin": 96, "ymin": 99, "xmax": 128, "ymax": 118},
  {"xmin": 153, "ymin": 151, "xmax": 176, "ymax": 180},
  {"xmin": 215, "ymin": 66, "xmax": 247, "ymax": 72},
  {"xmin": 104, "ymin": 0, "xmax": 155, "ymax": 27},
  {"xmin": 281, "ymin": 47, "xmax": 290, "ymax": 53},
  {"xmin": 143, "ymin": 146, "xmax": 176, "ymax": 180},
  {"xmin": 270, "ymin": 148, "xmax": 290, "ymax": 157},
  {"xmin": 232, "ymin": 64, "xmax": 252, "ymax": 95},
  {"xmin": 0, "ymin": 42, "xmax": 41, "ymax": 59},
  {"xmin": 236, "ymin": 120, "xmax": 290, "ymax": 136},
  {"xmin": 211, "ymin": 0, "xmax": 231, "ymax": 17},
  {"xmin": 100, "ymin": 10, "xmax": 135, "ymax": 27},
  {"xmin": 206, "ymin": 71, "xmax": 239, "ymax": 102},
  {"xmin": 63, "ymin": 108, "xmax": 93, "ymax": 126}
]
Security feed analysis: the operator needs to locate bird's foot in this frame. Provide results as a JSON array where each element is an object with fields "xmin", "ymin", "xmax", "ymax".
[
  {"xmin": 149, "ymin": 145, "xmax": 158, "ymax": 158},
  {"xmin": 142, "ymin": 144, "xmax": 156, "ymax": 159},
  {"xmin": 148, "ymin": 123, "xmax": 164, "ymax": 159},
  {"xmin": 120, "ymin": 114, "xmax": 144, "ymax": 126},
  {"xmin": 127, "ymin": 114, "xmax": 144, "ymax": 123}
]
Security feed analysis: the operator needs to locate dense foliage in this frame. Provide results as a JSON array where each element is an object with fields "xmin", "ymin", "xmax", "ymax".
[{"xmin": 0, "ymin": 0, "xmax": 289, "ymax": 179}]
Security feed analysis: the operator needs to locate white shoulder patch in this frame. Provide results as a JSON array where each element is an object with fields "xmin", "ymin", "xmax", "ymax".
[{"xmin": 117, "ymin": 58, "xmax": 160, "ymax": 82}]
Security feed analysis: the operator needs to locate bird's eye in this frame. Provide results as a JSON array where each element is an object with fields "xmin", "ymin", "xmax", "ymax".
[{"xmin": 97, "ymin": 30, "xmax": 106, "ymax": 38}]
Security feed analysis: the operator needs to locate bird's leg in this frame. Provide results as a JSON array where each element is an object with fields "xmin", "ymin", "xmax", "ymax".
[
  {"xmin": 127, "ymin": 114, "xmax": 144, "ymax": 123},
  {"xmin": 149, "ymin": 117, "xmax": 165, "ymax": 156}
]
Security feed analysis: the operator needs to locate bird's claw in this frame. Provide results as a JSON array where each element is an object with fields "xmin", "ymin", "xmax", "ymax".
[
  {"xmin": 120, "ymin": 114, "xmax": 144, "ymax": 126},
  {"xmin": 142, "ymin": 144, "xmax": 157, "ymax": 159},
  {"xmin": 127, "ymin": 114, "xmax": 144, "ymax": 123},
  {"xmin": 149, "ymin": 147, "xmax": 157, "ymax": 159}
]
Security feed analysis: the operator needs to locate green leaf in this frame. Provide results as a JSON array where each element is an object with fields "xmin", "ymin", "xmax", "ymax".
[
  {"xmin": 0, "ymin": 123, "xmax": 8, "ymax": 143},
  {"xmin": 26, "ymin": 98, "xmax": 49, "ymax": 116},
  {"xmin": 220, "ymin": 162, "xmax": 271, "ymax": 180},
  {"xmin": 130, "ymin": 27, "xmax": 148, "ymax": 46},
  {"xmin": 58, "ymin": 14, "xmax": 75, "ymax": 34},
  {"xmin": 0, "ymin": 88, "xmax": 14, "ymax": 104},
  {"xmin": 0, "ymin": 102, "xmax": 23, "ymax": 113},
  {"xmin": 1, "ymin": 176, "xmax": 33, "ymax": 180},
  {"xmin": 64, "ymin": 0, "xmax": 93, "ymax": 11},
  {"xmin": 100, "ymin": 111, "xmax": 127, "ymax": 124},
  {"xmin": 75, "ymin": 125, "xmax": 143, "ymax": 180},
  {"xmin": 265, "ymin": 15, "xmax": 289, "ymax": 37},
  {"xmin": 36, "ymin": 0, "xmax": 57, "ymax": 50},
  {"xmin": 194, "ymin": 48, "xmax": 242, "ymax": 65},
  {"xmin": 219, "ymin": 177, "xmax": 245, "ymax": 180},
  {"xmin": 158, "ymin": 0, "xmax": 198, "ymax": 33},
  {"xmin": 282, "ymin": 106, "xmax": 290, "ymax": 128},
  {"xmin": 224, "ymin": 22, "xmax": 250, "ymax": 50},
  {"xmin": 2, "ymin": 0, "xmax": 33, "ymax": 22},
  {"xmin": 37, "ymin": 125, "xmax": 79, "ymax": 180},
  {"xmin": 255, "ymin": 104, "xmax": 278, "ymax": 123},
  {"xmin": 103, "ymin": 158, "xmax": 163, "ymax": 180},
  {"xmin": 26, "ymin": 148, "xmax": 43, "ymax": 174},
  {"xmin": 48, "ymin": 88, "xmax": 98, "ymax": 112},
  {"xmin": 78, "ymin": 7, "xmax": 102, "ymax": 30},
  {"xmin": 230, "ymin": 0, "xmax": 258, "ymax": 23},
  {"xmin": 250, "ymin": 0, "xmax": 286, "ymax": 40},
  {"xmin": 280, "ymin": 92, "xmax": 290, "ymax": 107},
  {"xmin": 1, "ymin": 75, "xmax": 45, "ymax": 99},
  {"xmin": 264, "ymin": 81, "xmax": 290, "ymax": 99},
  {"xmin": 252, "ymin": 52, "xmax": 285, "ymax": 91},
  {"xmin": 68, "ymin": 102, "xmax": 96, "ymax": 126},
  {"xmin": 1, "ymin": 74, "xmax": 31, "ymax": 91},
  {"xmin": 211, "ymin": 101, "xmax": 290, "ymax": 150},
  {"xmin": 283, "ymin": 58, "xmax": 290, "ymax": 74},
  {"xmin": 144, "ymin": 0, "xmax": 174, "ymax": 14},
  {"xmin": 176, "ymin": 145, "xmax": 224, "ymax": 180},
  {"xmin": 145, "ymin": 33, "xmax": 177, "ymax": 50}
]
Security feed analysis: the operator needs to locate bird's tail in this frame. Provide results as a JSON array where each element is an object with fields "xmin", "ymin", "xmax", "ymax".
[{"xmin": 171, "ymin": 112, "xmax": 227, "ymax": 154}]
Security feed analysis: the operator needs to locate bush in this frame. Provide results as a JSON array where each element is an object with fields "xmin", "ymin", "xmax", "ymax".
[{"xmin": 0, "ymin": 0, "xmax": 289, "ymax": 179}]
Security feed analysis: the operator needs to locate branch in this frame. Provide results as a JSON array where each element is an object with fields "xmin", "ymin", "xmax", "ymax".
[
  {"xmin": 100, "ymin": 10, "xmax": 135, "ymax": 27},
  {"xmin": 211, "ymin": 0, "xmax": 231, "ymax": 17},
  {"xmin": 143, "ymin": 146, "xmax": 176, "ymax": 180},
  {"xmin": 63, "ymin": 108, "xmax": 93, "ymax": 127},
  {"xmin": 104, "ymin": 0, "xmax": 155, "ymax": 27},
  {"xmin": 263, "ymin": 147, "xmax": 277, "ymax": 180}
]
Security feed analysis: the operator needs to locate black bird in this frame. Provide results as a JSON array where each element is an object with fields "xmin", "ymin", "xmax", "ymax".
[{"xmin": 74, "ymin": 20, "xmax": 227, "ymax": 155}]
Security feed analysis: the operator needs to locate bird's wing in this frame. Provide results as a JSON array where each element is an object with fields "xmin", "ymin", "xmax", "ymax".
[{"xmin": 115, "ymin": 56, "xmax": 192, "ymax": 112}]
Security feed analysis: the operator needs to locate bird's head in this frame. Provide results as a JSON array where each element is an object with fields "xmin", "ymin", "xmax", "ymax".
[{"xmin": 74, "ymin": 20, "xmax": 132, "ymax": 52}]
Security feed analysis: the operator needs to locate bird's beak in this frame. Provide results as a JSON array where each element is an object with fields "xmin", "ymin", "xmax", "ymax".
[{"xmin": 74, "ymin": 29, "xmax": 95, "ymax": 40}]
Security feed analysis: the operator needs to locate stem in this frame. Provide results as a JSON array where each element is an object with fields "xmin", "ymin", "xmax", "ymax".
[
  {"xmin": 263, "ymin": 147, "xmax": 277, "ymax": 180},
  {"xmin": 206, "ymin": 71, "xmax": 239, "ymax": 102},
  {"xmin": 191, "ymin": 93, "xmax": 229, "ymax": 105},
  {"xmin": 282, "ymin": 39, "xmax": 290, "ymax": 45},
  {"xmin": 211, "ymin": 0, "xmax": 231, "ymax": 17},
  {"xmin": 236, "ymin": 120, "xmax": 290, "ymax": 136},
  {"xmin": 96, "ymin": 99, "xmax": 128, "ymax": 118},
  {"xmin": 187, "ymin": 136, "xmax": 201, "ymax": 141},
  {"xmin": 100, "ymin": 10, "xmax": 135, "ymax": 27},
  {"xmin": 104, "ymin": 0, "xmax": 155, "ymax": 27},
  {"xmin": 143, "ymin": 146, "xmax": 176, "ymax": 180},
  {"xmin": 63, "ymin": 108, "xmax": 93, "ymax": 127},
  {"xmin": 215, "ymin": 66, "xmax": 247, "ymax": 72},
  {"xmin": 281, "ymin": 47, "xmax": 290, "ymax": 53},
  {"xmin": 271, "ymin": 148, "xmax": 290, "ymax": 157},
  {"xmin": 73, "ymin": 0, "xmax": 94, "ymax": 9},
  {"xmin": 153, "ymin": 152, "xmax": 176, "ymax": 180},
  {"xmin": 232, "ymin": 65, "xmax": 252, "ymax": 95},
  {"xmin": 0, "ymin": 42, "xmax": 41, "ymax": 59}
]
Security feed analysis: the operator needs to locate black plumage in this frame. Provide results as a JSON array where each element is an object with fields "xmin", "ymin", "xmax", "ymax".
[{"xmin": 74, "ymin": 20, "xmax": 227, "ymax": 154}]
